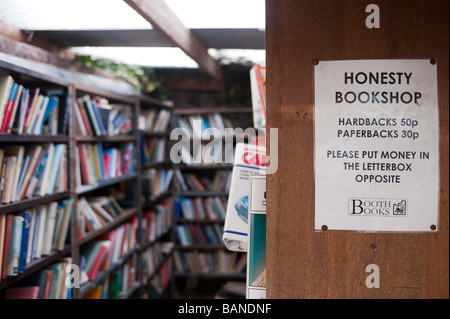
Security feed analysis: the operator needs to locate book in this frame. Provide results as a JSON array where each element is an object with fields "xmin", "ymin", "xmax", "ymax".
[
  {"xmin": 4, "ymin": 286, "xmax": 40, "ymax": 299},
  {"xmin": 4, "ymin": 83, "xmax": 24, "ymax": 133},
  {"xmin": 1, "ymin": 214, "xmax": 14, "ymax": 279},
  {"xmin": 79, "ymin": 95, "xmax": 103, "ymax": 136},
  {"xmin": 17, "ymin": 145, "xmax": 43, "ymax": 201},
  {"xmin": 27, "ymin": 95, "xmax": 48, "ymax": 134},
  {"xmin": 222, "ymin": 143, "xmax": 266, "ymax": 252},
  {"xmin": 87, "ymin": 241, "xmax": 110, "ymax": 281},
  {"xmin": 3, "ymin": 145, "xmax": 25, "ymax": 203},
  {"xmin": 55, "ymin": 198, "xmax": 74, "ymax": 251},
  {"xmin": 90, "ymin": 98, "xmax": 107, "ymax": 136},
  {"xmin": 25, "ymin": 148, "xmax": 48, "ymax": 199},
  {"xmin": 25, "ymin": 208, "xmax": 37, "ymax": 265},
  {"xmin": 246, "ymin": 174, "xmax": 266, "ymax": 299},
  {"xmin": 34, "ymin": 143, "xmax": 54, "ymax": 196},
  {"xmin": 0, "ymin": 214, "xmax": 7, "ymax": 279},
  {"xmin": 46, "ymin": 262, "xmax": 62, "ymax": 299},
  {"xmin": 18, "ymin": 211, "xmax": 32, "ymax": 273},
  {"xmin": 1, "ymin": 156, "xmax": 16, "ymax": 204},
  {"xmin": 8, "ymin": 215, "xmax": 24, "ymax": 276},
  {"xmin": 41, "ymin": 202, "xmax": 58, "ymax": 255},
  {"xmin": 1, "ymin": 81, "xmax": 19, "ymax": 132},
  {"xmin": 82, "ymin": 285, "xmax": 103, "ymax": 299},
  {"xmin": 25, "ymin": 92, "xmax": 44, "ymax": 134},
  {"xmin": 0, "ymin": 149, "xmax": 5, "ymax": 199},
  {"xmin": 0, "ymin": 75, "xmax": 15, "ymax": 128},
  {"xmin": 36, "ymin": 96, "xmax": 59, "ymax": 135},
  {"xmin": 42, "ymin": 269, "xmax": 54, "ymax": 299},
  {"xmin": 75, "ymin": 98, "xmax": 93, "ymax": 135},
  {"xmin": 58, "ymin": 257, "xmax": 72, "ymax": 299},
  {"xmin": 32, "ymin": 205, "xmax": 47, "ymax": 260},
  {"xmin": 45, "ymin": 143, "xmax": 66, "ymax": 194},
  {"xmin": 11, "ymin": 87, "xmax": 29, "ymax": 134},
  {"xmin": 14, "ymin": 154, "xmax": 30, "ymax": 202}
]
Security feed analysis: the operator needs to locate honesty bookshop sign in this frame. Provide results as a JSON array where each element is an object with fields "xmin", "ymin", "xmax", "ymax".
[{"xmin": 314, "ymin": 59, "xmax": 439, "ymax": 232}]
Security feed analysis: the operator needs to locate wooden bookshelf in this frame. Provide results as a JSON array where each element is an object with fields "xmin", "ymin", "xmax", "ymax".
[
  {"xmin": 169, "ymin": 107, "xmax": 250, "ymax": 298},
  {"xmin": 0, "ymin": 56, "xmax": 73, "ymax": 298},
  {"xmin": 137, "ymin": 93, "xmax": 174, "ymax": 298},
  {"xmin": 69, "ymin": 82, "xmax": 142, "ymax": 300},
  {"xmin": 0, "ymin": 52, "xmax": 147, "ymax": 299}
]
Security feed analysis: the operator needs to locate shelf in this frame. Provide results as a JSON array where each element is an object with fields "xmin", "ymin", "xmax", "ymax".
[
  {"xmin": 74, "ymin": 135, "xmax": 137, "ymax": 143},
  {"xmin": 75, "ymin": 173, "xmax": 138, "ymax": 194},
  {"xmin": 173, "ymin": 107, "xmax": 252, "ymax": 115},
  {"xmin": 0, "ymin": 134, "xmax": 69, "ymax": 143},
  {"xmin": 139, "ymin": 131, "xmax": 170, "ymax": 138},
  {"xmin": 142, "ymin": 192, "xmax": 172, "ymax": 207},
  {"xmin": 79, "ymin": 207, "xmax": 139, "ymax": 245},
  {"xmin": 0, "ymin": 192, "xmax": 71, "ymax": 215},
  {"xmin": 141, "ymin": 161, "xmax": 172, "ymax": 170},
  {"xmin": 72, "ymin": 82, "xmax": 137, "ymax": 104},
  {"xmin": 140, "ymin": 94, "xmax": 174, "ymax": 109},
  {"xmin": 0, "ymin": 53, "xmax": 70, "ymax": 87},
  {"xmin": 0, "ymin": 245, "xmax": 72, "ymax": 291}
]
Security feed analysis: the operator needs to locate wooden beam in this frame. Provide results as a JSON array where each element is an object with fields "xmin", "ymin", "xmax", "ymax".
[
  {"xmin": 123, "ymin": 0, "xmax": 223, "ymax": 83},
  {"xmin": 0, "ymin": 21, "xmax": 75, "ymax": 61}
]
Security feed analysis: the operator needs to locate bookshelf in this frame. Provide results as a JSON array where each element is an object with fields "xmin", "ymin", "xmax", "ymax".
[
  {"xmin": 1, "ymin": 51, "xmax": 254, "ymax": 299},
  {"xmin": 169, "ymin": 107, "xmax": 252, "ymax": 298},
  {"xmin": 138, "ymin": 94, "xmax": 174, "ymax": 299},
  {"xmin": 0, "ymin": 51, "xmax": 156, "ymax": 299},
  {"xmin": 0, "ymin": 56, "xmax": 73, "ymax": 298},
  {"xmin": 70, "ymin": 83, "xmax": 141, "ymax": 299}
]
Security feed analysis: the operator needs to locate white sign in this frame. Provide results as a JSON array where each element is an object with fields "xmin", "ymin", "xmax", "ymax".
[{"xmin": 314, "ymin": 59, "xmax": 439, "ymax": 232}]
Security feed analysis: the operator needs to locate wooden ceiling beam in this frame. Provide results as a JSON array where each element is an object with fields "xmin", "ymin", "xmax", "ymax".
[{"xmin": 124, "ymin": 0, "xmax": 223, "ymax": 83}]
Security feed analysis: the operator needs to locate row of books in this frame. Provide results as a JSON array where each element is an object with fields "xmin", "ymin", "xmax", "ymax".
[
  {"xmin": 76, "ymin": 196, "xmax": 127, "ymax": 238},
  {"xmin": 73, "ymin": 95, "xmax": 133, "ymax": 137},
  {"xmin": 141, "ymin": 135, "xmax": 166, "ymax": 164},
  {"xmin": 175, "ymin": 196, "xmax": 227, "ymax": 220},
  {"xmin": 139, "ymin": 108, "xmax": 171, "ymax": 133},
  {"xmin": 82, "ymin": 254, "xmax": 138, "ymax": 299},
  {"xmin": 141, "ymin": 203, "xmax": 173, "ymax": 244},
  {"xmin": 176, "ymin": 223, "xmax": 224, "ymax": 246},
  {"xmin": 142, "ymin": 169, "xmax": 173, "ymax": 201},
  {"xmin": 142, "ymin": 257, "xmax": 172, "ymax": 299},
  {"xmin": 79, "ymin": 216, "xmax": 138, "ymax": 286},
  {"xmin": 2, "ymin": 257, "xmax": 73, "ymax": 299},
  {"xmin": 141, "ymin": 242, "xmax": 165, "ymax": 279},
  {"xmin": 173, "ymin": 250, "xmax": 246, "ymax": 275},
  {"xmin": 172, "ymin": 169, "xmax": 231, "ymax": 193},
  {"xmin": 174, "ymin": 114, "xmax": 234, "ymax": 138},
  {"xmin": 76, "ymin": 142, "xmax": 135, "ymax": 186},
  {"xmin": 0, "ymin": 198, "xmax": 74, "ymax": 280},
  {"xmin": 0, "ymin": 75, "xmax": 61, "ymax": 135},
  {"xmin": 1, "ymin": 143, "xmax": 68, "ymax": 204}
]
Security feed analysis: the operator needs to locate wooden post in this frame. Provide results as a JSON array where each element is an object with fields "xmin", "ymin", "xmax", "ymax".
[{"xmin": 266, "ymin": 0, "xmax": 448, "ymax": 298}]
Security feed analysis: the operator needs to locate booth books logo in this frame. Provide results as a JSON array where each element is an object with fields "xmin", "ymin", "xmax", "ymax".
[{"xmin": 349, "ymin": 198, "xmax": 407, "ymax": 216}]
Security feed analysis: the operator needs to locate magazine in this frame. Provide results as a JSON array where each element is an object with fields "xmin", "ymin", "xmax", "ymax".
[
  {"xmin": 246, "ymin": 174, "xmax": 266, "ymax": 299},
  {"xmin": 222, "ymin": 143, "xmax": 266, "ymax": 252}
]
